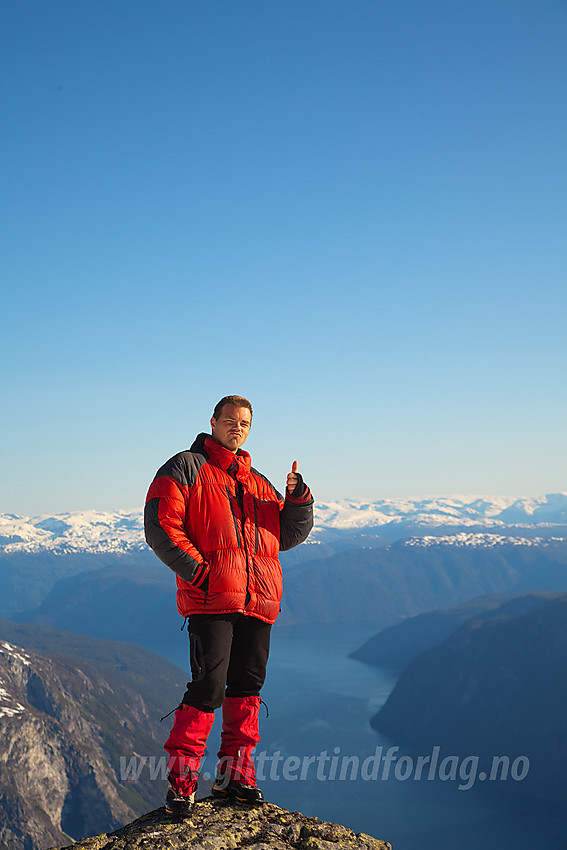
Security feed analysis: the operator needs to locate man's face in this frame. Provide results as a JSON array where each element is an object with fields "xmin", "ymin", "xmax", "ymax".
[{"xmin": 210, "ymin": 404, "xmax": 252, "ymax": 453}]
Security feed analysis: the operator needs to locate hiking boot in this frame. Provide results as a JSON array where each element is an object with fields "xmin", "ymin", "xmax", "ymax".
[
  {"xmin": 211, "ymin": 777, "xmax": 264, "ymax": 805},
  {"xmin": 164, "ymin": 787, "xmax": 195, "ymax": 817}
]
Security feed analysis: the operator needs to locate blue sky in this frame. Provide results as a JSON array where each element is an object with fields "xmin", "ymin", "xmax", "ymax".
[{"xmin": 1, "ymin": 0, "xmax": 566, "ymax": 515}]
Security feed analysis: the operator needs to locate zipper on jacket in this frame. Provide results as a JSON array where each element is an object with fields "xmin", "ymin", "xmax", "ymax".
[
  {"xmin": 236, "ymin": 481, "xmax": 252, "ymax": 606},
  {"xmin": 253, "ymin": 496, "xmax": 259, "ymax": 554},
  {"xmin": 225, "ymin": 486, "xmax": 242, "ymax": 547}
]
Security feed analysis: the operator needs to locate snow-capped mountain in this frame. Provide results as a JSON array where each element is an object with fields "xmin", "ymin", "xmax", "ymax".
[
  {"xmin": 313, "ymin": 493, "xmax": 567, "ymax": 530},
  {"xmin": 0, "ymin": 510, "xmax": 145, "ymax": 555},
  {"xmin": 0, "ymin": 494, "xmax": 566, "ymax": 555}
]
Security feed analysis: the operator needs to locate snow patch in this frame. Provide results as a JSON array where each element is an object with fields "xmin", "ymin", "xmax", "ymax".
[
  {"xmin": 402, "ymin": 533, "xmax": 564, "ymax": 548},
  {"xmin": 0, "ymin": 679, "xmax": 26, "ymax": 718},
  {"xmin": 0, "ymin": 642, "xmax": 32, "ymax": 666}
]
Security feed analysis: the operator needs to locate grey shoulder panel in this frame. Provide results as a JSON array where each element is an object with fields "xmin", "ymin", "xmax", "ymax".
[{"xmin": 154, "ymin": 449, "xmax": 208, "ymax": 488}]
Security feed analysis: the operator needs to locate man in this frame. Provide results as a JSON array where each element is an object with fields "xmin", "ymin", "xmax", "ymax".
[{"xmin": 144, "ymin": 395, "xmax": 313, "ymax": 816}]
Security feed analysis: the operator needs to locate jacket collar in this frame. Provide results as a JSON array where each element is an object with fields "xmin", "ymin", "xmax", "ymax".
[{"xmin": 198, "ymin": 434, "xmax": 252, "ymax": 474}]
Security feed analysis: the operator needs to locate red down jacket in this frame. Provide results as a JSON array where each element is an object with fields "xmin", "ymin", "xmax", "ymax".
[{"xmin": 144, "ymin": 433, "xmax": 313, "ymax": 624}]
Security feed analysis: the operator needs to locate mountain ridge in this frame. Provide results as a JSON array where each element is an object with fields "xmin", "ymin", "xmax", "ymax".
[
  {"xmin": 370, "ymin": 593, "xmax": 567, "ymax": 803},
  {"xmin": 11, "ymin": 537, "xmax": 567, "ymax": 637},
  {"xmin": 349, "ymin": 591, "xmax": 560, "ymax": 667},
  {"xmin": 1, "ymin": 493, "xmax": 566, "ymax": 555}
]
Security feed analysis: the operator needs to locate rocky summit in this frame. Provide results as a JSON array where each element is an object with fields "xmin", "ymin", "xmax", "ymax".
[{"xmin": 47, "ymin": 797, "xmax": 392, "ymax": 850}]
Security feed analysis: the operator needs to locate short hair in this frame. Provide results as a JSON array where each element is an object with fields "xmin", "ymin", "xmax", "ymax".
[{"xmin": 212, "ymin": 395, "xmax": 253, "ymax": 420}]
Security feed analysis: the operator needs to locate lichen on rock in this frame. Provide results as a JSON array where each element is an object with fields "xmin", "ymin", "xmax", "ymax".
[{"xmin": 49, "ymin": 797, "xmax": 392, "ymax": 850}]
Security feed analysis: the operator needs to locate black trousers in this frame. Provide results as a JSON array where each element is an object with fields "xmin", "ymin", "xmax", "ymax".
[{"xmin": 181, "ymin": 613, "xmax": 272, "ymax": 712}]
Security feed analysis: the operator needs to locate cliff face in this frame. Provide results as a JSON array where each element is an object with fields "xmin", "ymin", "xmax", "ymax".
[
  {"xmin": 372, "ymin": 593, "xmax": 567, "ymax": 801},
  {"xmin": 46, "ymin": 797, "xmax": 392, "ymax": 850},
  {"xmin": 0, "ymin": 627, "xmax": 186, "ymax": 850}
]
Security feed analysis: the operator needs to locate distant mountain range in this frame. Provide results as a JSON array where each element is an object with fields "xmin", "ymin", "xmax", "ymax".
[
  {"xmin": 1, "ymin": 493, "xmax": 566, "ymax": 555},
  {"xmin": 1, "ymin": 494, "xmax": 566, "ymax": 634}
]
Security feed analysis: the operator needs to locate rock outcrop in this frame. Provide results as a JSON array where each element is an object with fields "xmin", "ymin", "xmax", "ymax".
[{"xmin": 47, "ymin": 797, "xmax": 392, "ymax": 850}]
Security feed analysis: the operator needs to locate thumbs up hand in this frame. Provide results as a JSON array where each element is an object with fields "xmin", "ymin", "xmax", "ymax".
[{"xmin": 286, "ymin": 460, "xmax": 299, "ymax": 495}]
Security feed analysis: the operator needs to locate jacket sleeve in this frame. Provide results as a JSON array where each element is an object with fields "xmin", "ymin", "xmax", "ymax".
[
  {"xmin": 279, "ymin": 473, "xmax": 314, "ymax": 551},
  {"xmin": 144, "ymin": 473, "xmax": 210, "ymax": 588}
]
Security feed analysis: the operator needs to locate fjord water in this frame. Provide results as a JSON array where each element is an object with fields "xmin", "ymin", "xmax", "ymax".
[{"xmin": 140, "ymin": 620, "xmax": 563, "ymax": 850}]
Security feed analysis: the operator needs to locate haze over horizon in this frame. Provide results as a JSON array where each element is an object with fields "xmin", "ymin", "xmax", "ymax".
[{"xmin": 2, "ymin": 0, "xmax": 566, "ymax": 515}]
